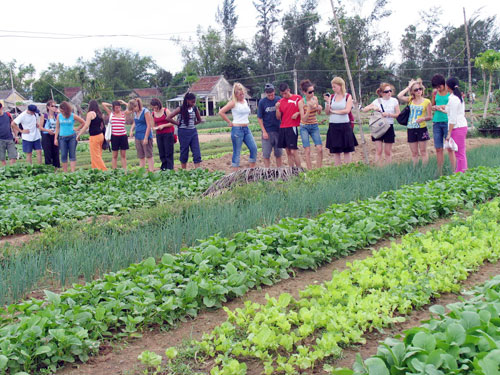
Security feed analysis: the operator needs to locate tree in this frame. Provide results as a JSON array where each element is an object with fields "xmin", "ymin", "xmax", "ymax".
[
  {"xmin": 475, "ymin": 49, "xmax": 500, "ymax": 118},
  {"xmin": 216, "ymin": 0, "xmax": 238, "ymax": 43},
  {"xmin": 253, "ymin": 0, "xmax": 281, "ymax": 73},
  {"xmin": 0, "ymin": 60, "xmax": 36, "ymax": 97}
]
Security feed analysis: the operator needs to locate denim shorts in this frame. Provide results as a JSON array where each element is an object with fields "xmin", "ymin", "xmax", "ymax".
[
  {"xmin": 433, "ymin": 122, "xmax": 448, "ymax": 149},
  {"xmin": 59, "ymin": 133, "xmax": 77, "ymax": 162},
  {"xmin": 22, "ymin": 138, "xmax": 42, "ymax": 153},
  {"xmin": 300, "ymin": 123, "xmax": 322, "ymax": 148}
]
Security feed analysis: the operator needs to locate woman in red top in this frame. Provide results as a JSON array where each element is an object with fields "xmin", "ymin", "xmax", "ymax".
[
  {"xmin": 151, "ymin": 98, "xmax": 174, "ymax": 170},
  {"xmin": 102, "ymin": 100, "xmax": 129, "ymax": 170}
]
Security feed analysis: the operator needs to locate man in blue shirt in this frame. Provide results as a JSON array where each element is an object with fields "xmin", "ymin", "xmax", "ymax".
[{"xmin": 257, "ymin": 83, "xmax": 283, "ymax": 167}]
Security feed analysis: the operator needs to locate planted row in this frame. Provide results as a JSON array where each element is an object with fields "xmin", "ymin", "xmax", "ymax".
[
  {"xmin": 190, "ymin": 199, "xmax": 500, "ymax": 375},
  {"xmin": 0, "ymin": 167, "xmax": 223, "ymax": 236},
  {"xmin": 1, "ymin": 167, "xmax": 500, "ymax": 373},
  {"xmin": 341, "ymin": 275, "xmax": 500, "ymax": 375}
]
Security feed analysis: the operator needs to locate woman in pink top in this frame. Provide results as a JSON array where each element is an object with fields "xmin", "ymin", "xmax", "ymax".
[{"xmin": 102, "ymin": 100, "xmax": 129, "ymax": 170}]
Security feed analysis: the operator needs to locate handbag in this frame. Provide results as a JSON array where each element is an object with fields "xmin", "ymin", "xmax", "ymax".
[
  {"xmin": 369, "ymin": 99, "xmax": 391, "ymax": 139},
  {"xmin": 105, "ymin": 114, "xmax": 112, "ymax": 141},
  {"xmin": 397, "ymin": 101, "xmax": 411, "ymax": 126}
]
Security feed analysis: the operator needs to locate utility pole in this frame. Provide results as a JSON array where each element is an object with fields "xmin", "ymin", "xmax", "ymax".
[
  {"xmin": 329, "ymin": 0, "xmax": 369, "ymax": 164},
  {"xmin": 463, "ymin": 8, "xmax": 474, "ymax": 123},
  {"xmin": 9, "ymin": 67, "xmax": 14, "ymax": 91},
  {"xmin": 51, "ymin": 89, "xmax": 55, "ymax": 101}
]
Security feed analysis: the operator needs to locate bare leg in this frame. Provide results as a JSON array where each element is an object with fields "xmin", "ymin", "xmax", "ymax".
[
  {"xmin": 333, "ymin": 153, "xmax": 342, "ymax": 166},
  {"xmin": 10, "ymin": 158, "xmax": 16, "ymax": 165},
  {"xmin": 139, "ymin": 157, "xmax": 146, "ymax": 168},
  {"xmin": 343, "ymin": 152, "xmax": 352, "ymax": 164},
  {"xmin": 384, "ymin": 143, "xmax": 393, "ymax": 165},
  {"xmin": 436, "ymin": 148, "xmax": 444, "ymax": 175},
  {"xmin": 194, "ymin": 163, "xmax": 201, "ymax": 169},
  {"xmin": 70, "ymin": 161, "xmax": 76, "ymax": 172},
  {"xmin": 249, "ymin": 162, "xmax": 256, "ymax": 168},
  {"xmin": 263, "ymin": 158, "xmax": 271, "ymax": 168},
  {"xmin": 112, "ymin": 151, "xmax": 118, "ymax": 169},
  {"xmin": 1, "ymin": 160, "xmax": 5, "ymax": 166},
  {"xmin": 181, "ymin": 163, "xmax": 187, "ymax": 169},
  {"xmin": 36, "ymin": 150, "xmax": 42, "ymax": 164},
  {"xmin": 120, "ymin": 150, "xmax": 127, "ymax": 170},
  {"xmin": 304, "ymin": 147, "xmax": 312, "ymax": 169},
  {"xmin": 291, "ymin": 149, "xmax": 301, "ymax": 168},
  {"xmin": 147, "ymin": 157, "xmax": 154, "ymax": 172},
  {"xmin": 374, "ymin": 141, "xmax": 383, "ymax": 166},
  {"xmin": 62, "ymin": 162, "xmax": 68, "ymax": 172},
  {"xmin": 26, "ymin": 153, "xmax": 33, "ymax": 164},
  {"xmin": 285, "ymin": 149, "xmax": 294, "ymax": 167},
  {"xmin": 275, "ymin": 156, "xmax": 282, "ymax": 167},
  {"xmin": 409, "ymin": 142, "xmax": 419, "ymax": 166},
  {"xmin": 315, "ymin": 145, "xmax": 323, "ymax": 168},
  {"xmin": 419, "ymin": 141, "xmax": 428, "ymax": 165}
]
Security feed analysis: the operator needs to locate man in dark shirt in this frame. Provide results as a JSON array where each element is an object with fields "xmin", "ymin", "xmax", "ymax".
[
  {"xmin": 0, "ymin": 102, "xmax": 25, "ymax": 166},
  {"xmin": 257, "ymin": 83, "xmax": 283, "ymax": 167}
]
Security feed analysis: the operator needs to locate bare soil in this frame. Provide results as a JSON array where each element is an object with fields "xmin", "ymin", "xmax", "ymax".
[{"xmin": 57, "ymin": 216, "xmax": 485, "ymax": 375}]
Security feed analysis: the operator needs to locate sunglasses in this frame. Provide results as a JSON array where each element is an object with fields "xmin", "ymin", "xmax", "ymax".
[
  {"xmin": 413, "ymin": 87, "xmax": 423, "ymax": 92},
  {"xmin": 307, "ymin": 90, "xmax": 314, "ymax": 94},
  {"xmin": 383, "ymin": 90, "xmax": 392, "ymax": 93}
]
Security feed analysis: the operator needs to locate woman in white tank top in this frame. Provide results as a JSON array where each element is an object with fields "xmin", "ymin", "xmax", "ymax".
[{"xmin": 219, "ymin": 83, "xmax": 258, "ymax": 171}]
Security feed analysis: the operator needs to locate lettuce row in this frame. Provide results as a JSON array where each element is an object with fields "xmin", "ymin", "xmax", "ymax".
[{"xmin": 196, "ymin": 199, "xmax": 500, "ymax": 375}]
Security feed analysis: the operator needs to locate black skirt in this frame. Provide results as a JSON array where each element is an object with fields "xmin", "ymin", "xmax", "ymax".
[{"xmin": 326, "ymin": 122, "xmax": 356, "ymax": 153}]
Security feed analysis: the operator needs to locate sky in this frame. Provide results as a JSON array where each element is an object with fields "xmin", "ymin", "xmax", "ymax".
[{"xmin": 1, "ymin": 0, "xmax": 499, "ymax": 78}]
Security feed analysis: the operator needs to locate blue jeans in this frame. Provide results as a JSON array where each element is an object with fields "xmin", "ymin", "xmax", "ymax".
[
  {"xmin": 178, "ymin": 128, "xmax": 201, "ymax": 164},
  {"xmin": 433, "ymin": 122, "xmax": 448, "ymax": 149},
  {"xmin": 300, "ymin": 123, "xmax": 322, "ymax": 148},
  {"xmin": 231, "ymin": 126, "xmax": 257, "ymax": 167},
  {"xmin": 59, "ymin": 133, "xmax": 77, "ymax": 162}
]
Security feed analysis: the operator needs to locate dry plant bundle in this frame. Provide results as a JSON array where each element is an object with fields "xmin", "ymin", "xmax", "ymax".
[{"xmin": 202, "ymin": 167, "xmax": 304, "ymax": 197}]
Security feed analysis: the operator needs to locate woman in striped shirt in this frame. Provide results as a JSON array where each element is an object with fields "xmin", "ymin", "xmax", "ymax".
[
  {"xmin": 102, "ymin": 100, "xmax": 129, "ymax": 170},
  {"xmin": 298, "ymin": 79, "xmax": 323, "ymax": 169}
]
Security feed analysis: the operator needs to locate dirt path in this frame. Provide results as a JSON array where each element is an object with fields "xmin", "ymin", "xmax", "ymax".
[{"xmin": 58, "ymin": 217, "xmax": 465, "ymax": 375}]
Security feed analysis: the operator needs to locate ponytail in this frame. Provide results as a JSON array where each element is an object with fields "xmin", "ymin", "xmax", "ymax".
[{"xmin": 446, "ymin": 77, "xmax": 463, "ymax": 103}]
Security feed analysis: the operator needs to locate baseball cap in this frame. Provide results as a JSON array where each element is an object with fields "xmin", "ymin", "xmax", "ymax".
[
  {"xmin": 27, "ymin": 104, "xmax": 40, "ymax": 114},
  {"xmin": 264, "ymin": 83, "xmax": 275, "ymax": 93}
]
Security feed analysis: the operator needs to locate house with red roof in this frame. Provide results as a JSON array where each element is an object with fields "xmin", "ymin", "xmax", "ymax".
[{"xmin": 129, "ymin": 88, "xmax": 162, "ymax": 104}]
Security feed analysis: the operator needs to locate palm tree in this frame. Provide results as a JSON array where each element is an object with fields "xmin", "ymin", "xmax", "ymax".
[{"xmin": 475, "ymin": 50, "xmax": 500, "ymax": 119}]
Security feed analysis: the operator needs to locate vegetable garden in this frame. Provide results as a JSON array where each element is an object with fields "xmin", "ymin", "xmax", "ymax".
[{"xmin": 3, "ymin": 140, "xmax": 500, "ymax": 374}]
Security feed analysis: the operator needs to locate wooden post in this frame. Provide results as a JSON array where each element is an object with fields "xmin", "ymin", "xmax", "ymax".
[
  {"xmin": 463, "ymin": 8, "xmax": 474, "ymax": 124},
  {"xmin": 329, "ymin": 0, "xmax": 369, "ymax": 164},
  {"xmin": 293, "ymin": 68, "xmax": 298, "ymax": 95}
]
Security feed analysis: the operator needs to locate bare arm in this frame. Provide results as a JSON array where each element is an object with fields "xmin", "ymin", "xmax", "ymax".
[
  {"xmin": 54, "ymin": 117, "xmax": 60, "ymax": 146},
  {"xmin": 194, "ymin": 108, "xmax": 203, "ymax": 125},
  {"xmin": 275, "ymin": 101, "xmax": 282, "ymax": 120},
  {"xmin": 218, "ymin": 101, "xmax": 236, "ymax": 126},
  {"xmin": 74, "ymin": 114, "xmax": 86, "ymax": 132},
  {"xmin": 10, "ymin": 119, "xmax": 24, "ymax": 135},
  {"xmin": 143, "ymin": 111, "xmax": 153, "ymax": 143},
  {"xmin": 165, "ymin": 107, "xmax": 181, "ymax": 126},
  {"xmin": 77, "ymin": 112, "xmax": 95, "ymax": 138},
  {"xmin": 101, "ymin": 102, "xmax": 112, "ymax": 115},
  {"xmin": 330, "ymin": 95, "xmax": 352, "ymax": 115}
]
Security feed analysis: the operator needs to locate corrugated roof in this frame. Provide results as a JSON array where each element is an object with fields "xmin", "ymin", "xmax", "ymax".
[
  {"xmin": 0, "ymin": 90, "xmax": 13, "ymax": 100},
  {"xmin": 190, "ymin": 76, "xmax": 223, "ymax": 93},
  {"xmin": 133, "ymin": 88, "xmax": 162, "ymax": 97},
  {"xmin": 64, "ymin": 87, "xmax": 82, "ymax": 99}
]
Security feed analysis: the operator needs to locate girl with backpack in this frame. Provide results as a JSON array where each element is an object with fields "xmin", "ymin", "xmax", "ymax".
[{"xmin": 166, "ymin": 93, "xmax": 203, "ymax": 169}]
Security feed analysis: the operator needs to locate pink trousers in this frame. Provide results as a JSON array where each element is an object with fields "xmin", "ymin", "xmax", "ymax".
[{"xmin": 451, "ymin": 127, "xmax": 467, "ymax": 173}]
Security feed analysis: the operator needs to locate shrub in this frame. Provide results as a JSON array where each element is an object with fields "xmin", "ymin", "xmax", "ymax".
[{"xmin": 478, "ymin": 116, "xmax": 498, "ymax": 129}]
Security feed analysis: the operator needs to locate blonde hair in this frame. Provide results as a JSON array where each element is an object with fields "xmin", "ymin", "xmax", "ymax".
[
  {"xmin": 331, "ymin": 77, "xmax": 346, "ymax": 96},
  {"xmin": 409, "ymin": 79, "xmax": 425, "ymax": 101},
  {"xmin": 232, "ymin": 82, "xmax": 245, "ymax": 102},
  {"xmin": 376, "ymin": 82, "xmax": 395, "ymax": 97},
  {"xmin": 128, "ymin": 98, "xmax": 143, "ymax": 112}
]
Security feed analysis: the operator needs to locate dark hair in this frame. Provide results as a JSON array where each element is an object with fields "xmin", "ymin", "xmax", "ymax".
[
  {"xmin": 88, "ymin": 100, "xmax": 103, "ymax": 122},
  {"xmin": 59, "ymin": 101, "xmax": 72, "ymax": 118},
  {"xmin": 446, "ymin": 77, "xmax": 463, "ymax": 103},
  {"xmin": 300, "ymin": 79, "xmax": 313, "ymax": 93},
  {"xmin": 0, "ymin": 102, "xmax": 2, "ymax": 109},
  {"xmin": 112, "ymin": 100, "xmax": 121, "ymax": 108},
  {"xmin": 150, "ymin": 98, "xmax": 162, "ymax": 109},
  {"xmin": 181, "ymin": 92, "xmax": 197, "ymax": 125},
  {"xmin": 431, "ymin": 74, "xmax": 446, "ymax": 88},
  {"xmin": 279, "ymin": 82, "xmax": 289, "ymax": 92}
]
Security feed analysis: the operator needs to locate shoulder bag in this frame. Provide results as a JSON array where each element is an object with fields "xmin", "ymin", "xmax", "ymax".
[
  {"xmin": 369, "ymin": 99, "xmax": 391, "ymax": 139},
  {"xmin": 105, "ymin": 113, "xmax": 112, "ymax": 141},
  {"xmin": 396, "ymin": 100, "xmax": 411, "ymax": 126}
]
